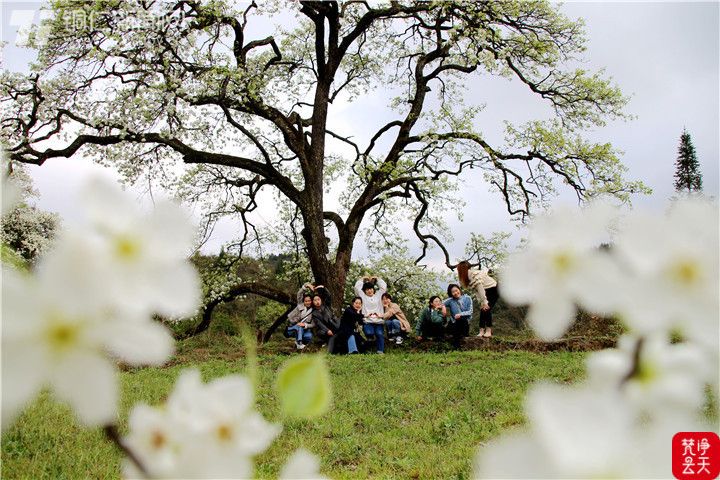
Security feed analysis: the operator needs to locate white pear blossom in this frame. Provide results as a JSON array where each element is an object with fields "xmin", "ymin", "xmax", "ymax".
[
  {"xmin": 1, "ymin": 175, "xmax": 204, "ymax": 430},
  {"xmin": 474, "ymin": 431, "xmax": 556, "ymax": 479},
  {"xmin": 587, "ymin": 334, "xmax": 708, "ymax": 414},
  {"xmin": 73, "ymin": 177, "xmax": 201, "ymax": 318},
  {"xmin": 121, "ymin": 405, "xmax": 180, "ymax": 478},
  {"xmin": 611, "ymin": 198, "xmax": 719, "ymax": 343},
  {"xmin": 501, "ymin": 201, "xmax": 619, "ymax": 339},
  {"xmin": 475, "ymin": 399, "xmax": 708, "ymax": 479},
  {"xmin": 1, "ymin": 264, "xmax": 174, "ymax": 429},
  {"xmin": 123, "ymin": 369, "xmax": 281, "ymax": 479},
  {"xmin": 474, "ymin": 381, "xmax": 713, "ymax": 479},
  {"xmin": 280, "ymin": 449, "xmax": 328, "ymax": 480},
  {"xmin": 476, "ymin": 199, "xmax": 718, "ymax": 479},
  {"xmin": 475, "ymin": 383, "xmax": 632, "ymax": 478}
]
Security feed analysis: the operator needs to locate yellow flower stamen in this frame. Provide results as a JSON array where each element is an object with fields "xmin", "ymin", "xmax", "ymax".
[
  {"xmin": 115, "ymin": 236, "xmax": 140, "ymax": 260},
  {"xmin": 217, "ymin": 424, "xmax": 233, "ymax": 442},
  {"xmin": 669, "ymin": 260, "xmax": 700, "ymax": 285},
  {"xmin": 150, "ymin": 430, "xmax": 166, "ymax": 450},
  {"xmin": 552, "ymin": 251, "xmax": 574, "ymax": 274},
  {"xmin": 45, "ymin": 314, "xmax": 82, "ymax": 353}
]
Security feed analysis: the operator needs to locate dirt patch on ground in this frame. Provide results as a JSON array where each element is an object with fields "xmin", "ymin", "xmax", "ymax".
[
  {"xmin": 462, "ymin": 335, "xmax": 615, "ymax": 352},
  {"xmin": 160, "ymin": 331, "xmax": 617, "ymax": 366},
  {"xmin": 258, "ymin": 334, "xmax": 616, "ymax": 357},
  {"xmin": 405, "ymin": 335, "xmax": 615, "ymax": 354}
]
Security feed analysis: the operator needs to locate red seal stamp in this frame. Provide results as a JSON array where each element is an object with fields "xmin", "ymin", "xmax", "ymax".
[{"xmin": 673, "ymin": 432, "xmax": 720, "ymax": 480}]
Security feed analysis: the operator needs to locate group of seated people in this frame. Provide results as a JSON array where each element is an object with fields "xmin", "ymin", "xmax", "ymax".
[
  {"xmin": 284, "ymin": 277, "xmax": 408, "ymax": 354},
  {"xmin": 285, "ymin": 263, "xmax": 498, "ymax": 354}
]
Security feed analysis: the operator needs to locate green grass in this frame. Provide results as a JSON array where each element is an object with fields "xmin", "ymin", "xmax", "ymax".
[{"xmin": 1, "ymin": 349, "xmax": 586, "ymax": 479}]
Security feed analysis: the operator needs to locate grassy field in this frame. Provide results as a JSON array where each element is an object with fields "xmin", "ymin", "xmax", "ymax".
[{"xmin": 1, "ymin": 346, "xmax": 587, "ymax": 479}]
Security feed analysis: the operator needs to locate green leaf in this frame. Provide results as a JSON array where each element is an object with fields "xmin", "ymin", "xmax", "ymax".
[{"xmin": 276, "ymin": 354, "xmax": 331, "ymax": 419}]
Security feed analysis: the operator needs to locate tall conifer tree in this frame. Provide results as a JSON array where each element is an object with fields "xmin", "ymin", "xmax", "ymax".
[{"xmin": 674, "ymin": 129, "xmax": 703, "ymax": 193}]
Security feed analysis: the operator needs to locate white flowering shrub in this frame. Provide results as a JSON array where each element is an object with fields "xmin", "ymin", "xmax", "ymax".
[
  {"xmin": 1, "ymin": 162, "xmax": 59, "ymax": 263},
  {"xmin": 475, "ymin": 198, "xmax": 719, "ymax": 478},
  {"xmin": 1, "ymin": 175, "xmax": 328, "ymax": 479},
  {"xmin": 1, "ymin": 203, "xmax": 59, "ymax": 262}
]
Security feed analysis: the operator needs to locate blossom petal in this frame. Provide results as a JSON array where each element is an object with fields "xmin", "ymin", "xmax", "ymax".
[
  {"xmin": 1, "ymin": 343, "xmax": 46, "ymax": 430},
  {"xmin": 280, "ymin": 449, "xmax": 327, "ymax": 480},
  {"xmin": 474, "ymin": 432, "xmax": 557, "ymax": 479},
  {"xmin": 499, "ymin": 252, "xmax": 541, "ymax": 304},
  {"xmin": 207, "ymin": 375, "xmax": 254, "ymax": 415},
  {"xmin": 146, "ymin": 262, "xmax": 201, "ymax": 318},
  {"xmin": 527, "ymin": 383, "xmax": 631, "ymax": 476},
  {"xmin": 51, "ymin": 351, "xmax": 118, "ymax": 426},
  {"xmin": 144, "ymin": 200, "xmax": 197, "ymax": 258},
  {"xmin": 234, "ymin": 412, "xmax": 282, "ymax": 456},
  {"xmin": 80, "ymin": 176, "xmax": 137, "ymax": 232},
  {"xmin": 526, "ymin": 298, "xmax": 575, "ymax": 340},
  {"xmin": 102, "ymin": 320, "xmax": 175, "ymax": 366}
]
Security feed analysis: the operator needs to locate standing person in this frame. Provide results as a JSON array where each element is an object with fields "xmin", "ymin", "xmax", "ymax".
[
  {"xmin": 381, "ymin": 293, "xmax": 411, "ymax": 345},
  {"xmin": 311, "ymin": 294, "xmax": 339, "ymax": 353},
  {"xmin": 444, "ymin": 284, "xmax": 473, "ymax": 348},
  {"xmin": 286, "ymin": 291, "xmax": 314, "ymax": 350},
  {"xmin": 336, "ymin": 297, "xmax": 365, "ymax": 354},
  {"xmin": 415, "ymin": 296, "xmax": 450, "ymax": 340},
  {"xmin": 354, "ymin": 276, "xmax": 387, "ymax": 353},
  {"xmin": 457, "ymin": 260, "xmax": 499, "ymax": 338}
]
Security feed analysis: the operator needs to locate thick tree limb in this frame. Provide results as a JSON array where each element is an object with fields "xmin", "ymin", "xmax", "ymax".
[{"xmin": 182, "ymin": 281, "xmax": 295, "ymax": 339}]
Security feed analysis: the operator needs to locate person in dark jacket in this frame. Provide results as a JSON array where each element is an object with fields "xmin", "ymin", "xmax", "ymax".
[
  {"xmin": 313, "ymin": 284, "xmax": 333, "ymax": 309},
  {"xmin": 415, "ymin": 295, "xmax": 450, "ymax": 340},
  {"xmin": 335, "ymin": 297, "xmax": 365, "ymax": 354},
  {"xmin": 311, "ymin": 294, "xmax": 339, "ymax": 353}
]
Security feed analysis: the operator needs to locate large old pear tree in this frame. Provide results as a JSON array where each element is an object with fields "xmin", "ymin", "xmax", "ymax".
[{"xmin": 2, "ymin": 0, "xmax": 647, "ymax": 327}]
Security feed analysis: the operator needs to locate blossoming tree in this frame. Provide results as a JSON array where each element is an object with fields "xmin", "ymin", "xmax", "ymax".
[{"xmin": 1, "ymin": 0, "xmax": 648, "ymax": 309}]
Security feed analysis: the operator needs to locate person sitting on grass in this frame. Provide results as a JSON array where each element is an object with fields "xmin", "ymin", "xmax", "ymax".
[
  {"xmin": 313, "ymin": 283, "xmax": 333, "ymax": 309},
  {"xmin": 335, "ymin": 297, "xmax": 366, "ymax": 354},
  {"xmin": 415, "ymin": 295, "xmax": 450, "ymax": 341},
  {"xmin": 443, "ymin": 283, "xmax": 473, "ymax": 349},
  {"xmin": 286, "ymin": 290, "xmax": 314, "ymax": 350},
  {"xmin": 381, "ymin": 293, "xmax": 411, "ymax": 345},
  {"xmin": 311, "ymin": 293, "xmax": 339, "ymax": 353},
  {"xmin": 354, "ymin": 275, "xmax": 388, "ymax": 354}
]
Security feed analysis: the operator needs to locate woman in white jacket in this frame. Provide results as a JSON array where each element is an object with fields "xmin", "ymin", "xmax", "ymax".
[
  {"xmin": 457, "ymin": 261, "xmax": 498, "ymax": 338},
  {"xmin": 354, "ymin": 276, "xmax": 387, "ymax": 353}
]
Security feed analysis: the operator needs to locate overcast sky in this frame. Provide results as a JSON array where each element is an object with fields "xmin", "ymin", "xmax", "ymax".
[{"xmin": 2, "ymin": 1, "xmax": 718, "ymax": 269}]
